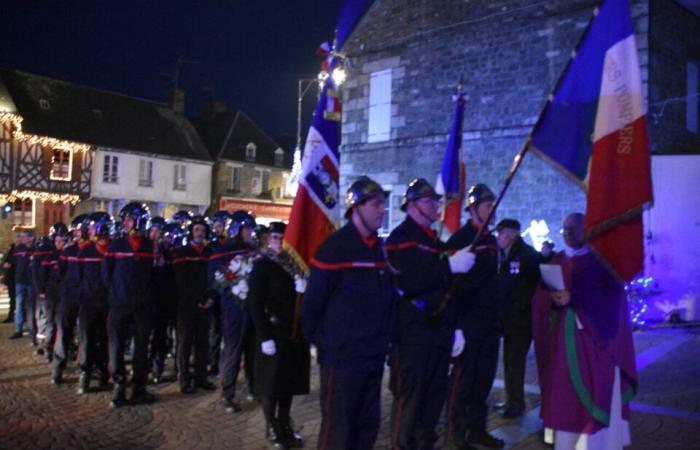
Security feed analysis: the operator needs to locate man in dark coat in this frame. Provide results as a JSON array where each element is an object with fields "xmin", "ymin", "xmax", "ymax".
[
  {"xmin": 9, "ymin": 230, "xmax": 35, "ymax": 341},
  {"xmin": 102, "ymin": 202, "xmax": 156, "ymax": 407},
  {"xmin": 172, "ymin": 215, "xmax": 217, "ymax": 394},
  {"xmin": 2, "ymin": 237, "xmax": 19, "ymax": 323},
  {"xmin": 302, "ymin": 176, "xmax": 397, "ymax": 450},
  {"xmin": 52, "ymin": 215, "xmax": 88, "ymax": 383},
  {"xmin": 206, "ymin": 210, "xmax": 230, "ymax": 376},
  {"xmin": 31, "ymin": 234, "xmax": 57, "ymax": 355},
  {"xmin": 249, "ymin": 221, "xmax": 310, "ymax": 449},
  {"xmin": 493, "ymin": 219, "xmax": 551, "ymax": 418},
  {"xmin": 76, "ymin": 212, "xmax": 112, "ymax": 394},
  {"xmin": 443, "ymin": 183, "xmax": 505, "ymax": 449},
  {"xmin": 386, "ymin": 179, "xmax": 475, "ymax": 450}
]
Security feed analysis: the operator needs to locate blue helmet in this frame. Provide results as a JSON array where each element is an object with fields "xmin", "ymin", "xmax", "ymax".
[
  {"xmin": 120, "ymin": 202, "xmax": 150, "ymax": 232},
  {"xmin": 228, "ymin": 210, "xmax": 256, "ymax": 238},
  {"xmin": 162, "ymin": 222, "xmax": 185, "ymax": 247},
  {"xmin": 88, "ymin": 212, "xmax": 113, "ymax": 238},
  {"xmin": 70, "ymin": 214, "xmax": 89, "ymax": 232},
  {"xmin": 210, "ymin": 210, "xmax": 231, "ymax": 225},
  {"xmin": 149, "ymin": 216, "xmax": 166, "ymax": 230},
  {"xmin": 48, "ymin": 222, "xmax": 69, "ymax": 240},
  {"xmin": 172, "ymin": 210, "xmax": 193, "ymax": 226}
]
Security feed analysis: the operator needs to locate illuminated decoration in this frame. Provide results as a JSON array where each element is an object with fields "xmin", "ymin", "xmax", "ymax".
[
  {"xmin": 0, "ymin": 189, "xmax": 80, "ymax": 206},
  {"xmin": 0, "ymin": 112, "xmax": 91, "ymax": 154},
  {"xmin": 625, "ymin": 275, "xmax": 657, "ymax": 328},
  {"xmin": 286, "ymin": 150, "xmax": 302, "ymax": 197},
  {"xmin": 522, "ymin": 219, "xmax": 551, "ymax": 250}
]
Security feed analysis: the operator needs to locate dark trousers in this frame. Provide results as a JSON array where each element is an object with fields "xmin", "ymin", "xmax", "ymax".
[
  {"xmin": 219, "ymin": 299, "xmax": 254, "ymax": 400},
  {"xmin": 107, "ymin": 306, "xmax": 151, "ymax": 389},
  {"xmin": 209, "ymin": 297, "xmax": 222, "ymax": 371},
  {"xmin": 52, "ymin": 299, "xmax": 80, "ymax": 375},
  {"xmin": 262, "ymin": 395, "xmax": 293, "ymax": 425},
  {"xmin": 36, "ymin": 291, "xmax": 58, "ymax": 351},
  {"xmin": 78, "ymin": 305, "xmax": 108, "ymax": 375},
  {"xmin": 502, "ymin": 333, "xmax": 532, "ymax": 410},
  {"xmin": 445, "ymin": 326, "xmax": 500, "ymax": 443},
  {"xmin": 318, "ymin": 361, "xmax": 384, "ymax": 450},
  {"xmin": 150, "ymin": 302, "xmax": 176, "ymax": 376},
  {"xmin": 5, "ymin": 278, "xmax": 15, "ymax": 319},
  {"xmin": 390, "ymin": 343, "xmax": 451, "ymax": 450},
  {"xmin": 177, "ymin": 306, "xmax": 210, "ymax": 386}
]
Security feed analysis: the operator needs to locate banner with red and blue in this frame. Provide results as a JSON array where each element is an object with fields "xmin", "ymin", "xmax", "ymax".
[
  {"xmin": 530, "ymin": 0, "xmax": 652, "ymax": 281},
  {"xmin": 436, "ymin": 88, "xmax": 467, "ymax": 234},
  {"xmin": 284, "ymin": 58, "xmax": 342, "ymax": 273}
]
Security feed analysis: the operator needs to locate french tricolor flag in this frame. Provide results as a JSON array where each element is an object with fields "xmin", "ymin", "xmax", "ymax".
[{"xmin": 530, "ymin": 0, "xmax": 652, "ymax": 281}]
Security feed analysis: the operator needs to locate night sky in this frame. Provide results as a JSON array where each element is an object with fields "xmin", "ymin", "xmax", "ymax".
[{"xmin": 1, "ymin": 1, "xmax": 343, "ymax": 139}]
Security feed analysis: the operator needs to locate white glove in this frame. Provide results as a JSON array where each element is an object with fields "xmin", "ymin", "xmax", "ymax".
[
  {"xmin": 261, "ymin": 339, "xmax": 276, "ymax": 356},
  {"xmin": 449, "ymin": 248, "xmax": 476, "ymax": 274},
  {"xmin": 451, "ymin": 329, "xmax": 465, "ymax": 357},
  {"xmin": 294, "ymin": 276, "xmax": 307, "ymax": 294}
]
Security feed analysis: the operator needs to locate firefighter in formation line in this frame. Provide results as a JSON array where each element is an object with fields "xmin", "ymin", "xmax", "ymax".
[{"xmin": 5, "ymin": 175, "xmax": 549, "ymax": 450}]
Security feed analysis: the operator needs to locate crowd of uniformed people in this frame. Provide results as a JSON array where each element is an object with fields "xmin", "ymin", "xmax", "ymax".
[{"xmin": 3, "ymin": 174, "xmax": 550, "ymax": 450}]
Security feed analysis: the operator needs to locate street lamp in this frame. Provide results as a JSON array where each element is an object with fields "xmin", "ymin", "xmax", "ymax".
[{"xmin": 287, "ymin": 78, "xmax": 318, "ymax": 197}]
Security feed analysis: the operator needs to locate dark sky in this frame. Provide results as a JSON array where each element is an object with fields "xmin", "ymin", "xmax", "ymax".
[{"xmin": 1, "ymin": 0, "xmax": 343, "ymax": 139}]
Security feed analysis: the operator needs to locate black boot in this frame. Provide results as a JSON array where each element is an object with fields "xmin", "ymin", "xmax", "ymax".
[
  {"xmin": 131, "ymin": 387, "xmax": 158, "ymax": 405},
  {"xmin": 280, "ymin": 420, "xmax": 304, "ymax": 448},
  {"xmin": 77, "ymin": 371, "xmax": 90, "ymax": 395},
  {"xmin": 266, "ymin": 420, "xmax": 288, "ymax": 449},
  {"xmin": 110, "ymin": 383, "xmax": 126, "ymax": 408},
  {"xmin": 99, "ymin": 370, "xmax": 110, "ymax": 389}
]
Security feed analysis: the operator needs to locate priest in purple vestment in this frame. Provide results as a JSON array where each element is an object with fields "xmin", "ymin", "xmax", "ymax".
[{"xmin": 532, "ymin": 213, "xmax": 637, "ymax": 449}]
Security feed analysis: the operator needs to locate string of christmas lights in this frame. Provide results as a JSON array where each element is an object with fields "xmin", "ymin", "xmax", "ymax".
[
  {"xmin": 625, "ymin": 275, "xmax": 657, "ymax": 328},
  {"xmin": 0, "ymin": 112, "xmax": 91, "ymax": 153},
  {"xmin": 0, "ymin": 189, "xmax": 80, "ymax": 206}
]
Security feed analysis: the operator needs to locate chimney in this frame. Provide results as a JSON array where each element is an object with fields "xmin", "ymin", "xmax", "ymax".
[
  {"xmin": 201, "ymin": 97, "xmax": 229, "ymax": 121},
  {"xmin": 166, "ymin": 88, "xmax": 186, "ymax": 115}
]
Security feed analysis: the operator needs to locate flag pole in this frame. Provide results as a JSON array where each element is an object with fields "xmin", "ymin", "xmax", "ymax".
[{"xmin": 465, "ymin": 2, "xmax": 602, "ymax": 250}]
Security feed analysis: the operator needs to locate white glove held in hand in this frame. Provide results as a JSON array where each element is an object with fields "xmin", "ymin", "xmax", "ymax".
[
  {"xmin": 449, "ymin": 248, "xmax": 476, "ymax": 274},
  {"xmin": 451, "ymin": 329, "xmax": 465, "ymax": 357},
  {"xmin": 261, "ymin": 339, "xmax": 276, "ymax": 356},
  {"xmin": 294, "ymin": 276, "xmax": 307, "ymax": 294}
]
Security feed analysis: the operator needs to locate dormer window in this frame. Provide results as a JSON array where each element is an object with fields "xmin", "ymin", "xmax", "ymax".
[
  {"xmin": 245, "ymin": 142, "xmax": 257, "ymax": 162},
  {"xmin": 274, "ymin": 148, "xmax": 284, "ymax": 167},
  {"xmin": 39, "ymin": 99, "xmax": 51, "ymax": 110},
  {"xmin": 50, "ymin": 148, "xmax": 72, "ymax": 181}
]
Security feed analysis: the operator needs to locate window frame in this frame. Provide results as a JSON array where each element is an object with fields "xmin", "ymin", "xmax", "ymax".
[
  {"xmin": 138, "ymin": 158, "xmax": 154, "ymax": 187},
  {"xmin": 13, "ymin": 198, "xmax": 35, "ymax": 229},
  {"xmin": 49, "ymin": 148, "xmax": 72, "ymax": 181},
  {"xmin": 173, "ymin": 163, "xmax": 187, "ymax": 190},
  {"xmin": 103, "ymin": 154, "xmax": 119, "ymax": 184}
]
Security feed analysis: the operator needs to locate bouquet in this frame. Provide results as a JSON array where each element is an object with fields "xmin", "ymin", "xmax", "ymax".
[{"xmin": 213, "ymin": 254, "xmax": 256, "ymax": 305}]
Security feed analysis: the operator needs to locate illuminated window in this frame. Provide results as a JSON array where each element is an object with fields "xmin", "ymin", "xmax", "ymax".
[
  {"xmin": 138, "ymin": 159, "xmax": 154, "ymax": 187},
  {"xmin": 103, "ymin": 154, "xmax": 119, "ymax": 183},
  {"xmin": 174, "ymin": 164, "xmax": 187, "ymax": 190},
  {"xmin": 50, "ymin": 148, "xmax": 72, "ymax": 181},
  {"xmin": 245, "ymin": 142, "xmax": 257, "ymax": 162},
  {"xmin": 13, "ymin": 198, "xmax": 35, "ymax": 228}
]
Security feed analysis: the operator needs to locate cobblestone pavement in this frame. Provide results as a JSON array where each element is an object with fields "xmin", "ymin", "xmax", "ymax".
[{"xmin": 1, "ymin": 299, "xmax": 699, "ymax": 449}]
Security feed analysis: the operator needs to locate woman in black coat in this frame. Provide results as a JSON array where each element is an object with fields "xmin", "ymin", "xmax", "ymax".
[{"xmin": 248, "ymin": 221, "xmax": 310, "ymax": 449}]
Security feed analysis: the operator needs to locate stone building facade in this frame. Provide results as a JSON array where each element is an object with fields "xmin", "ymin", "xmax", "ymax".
[{"xmin": 339, "ymin": 0, "xmax": 699, "ymax": 244}]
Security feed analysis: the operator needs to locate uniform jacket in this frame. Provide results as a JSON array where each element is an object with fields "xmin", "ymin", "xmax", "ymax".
[
  {"xmin": 498, "ymin": 237, "xmax": 548, "ymax": 335},
  {"xmin": 249, "ymin": 254, "xmax": 298, "ymax": 342},
  {"xmin": 36, "ymin": 243, "xmax": 62, "ymax": 297},
  {"xmin": 101, "ymin": 233, "xmax": 154, "ymax": 309},
  {"xmin": 172, "ymin": 242, "xmax": 214, "ymax": 310},
  {"xmin": 60, "ymin": 242, "xmax": 83, "ymax": 303},
  {"xmin": 301, "ymin": 221, "xmax": 397, "ymax": 367},
  {"xmin": 445, "ymin": 219, "xmax": 500, "ymax": 333},
  {"xmin": 12, "ymin": 243, "xmax": 33, "ymax": 285},
  {"xmin": 385, "ymin": 216, "xmax": 455, "ymax": 347},
  {"xmin": 152, "ymin": 243, "xmax": 177, "ymax": 306},
  {"xmin": 79, "ymin": 239, "xmax": 110, "ymax": 308},
  {"xmin": 30, "ymin": 241, "xmax": 53, "ymax": 292}
]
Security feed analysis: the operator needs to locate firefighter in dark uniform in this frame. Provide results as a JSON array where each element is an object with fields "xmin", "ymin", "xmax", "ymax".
[
  {"xmin": 207, "ymin": 210, "xmax": 230, "ymax": 376},
  {"xmin": 443, "ymin": 184, "xmax": 505, "ymax": 449},
  {"xmin": 492, "ymin": 219, "xmax": 551, "ymax": 418},
  {"xmin": 35, "ymin": 223, "xmax": 68, "ymax": 361},
  {"xmin": 149, "ymin": 217, "xmax": 179, "ymax": 383},
  {"xmin": 249, "ymin": 221, "xmax": 309, "ymax": 449},
  {"xmin": 76, "ymin": 212, "xmax": 112, "ymax": 394},
  {"xmin": 31, "ymin": 232, "xmax": 59, "ymax": 356},
  {"xmin": 216, "ymin": 210, "xmax": 258, "ymax": 413},
  {"xmin": 2, "ymin": 236, "xmax": 19, "ymax": 323},
  {"xmin": 172, "ymin": 215, "xmax": 218, "ymax": 394},
  {"xmin": 301, "ymin": 176, "xmax": 397, "ymax": 450},
  {"xmin": 102, "ymin": 202, "xmax": 156, "ymax": 407},
  {"xmin": 386, "ymin": 179, "xmax": 476, "ymax": 450},
  {"xmin": 51, "ymin": 214, "xmax": 88, "ymax": 383}
]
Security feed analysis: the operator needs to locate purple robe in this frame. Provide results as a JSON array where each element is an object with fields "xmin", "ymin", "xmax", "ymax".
[{"xmin": 532, "ymin": 250, "xmax": 637, "ymax": 434}]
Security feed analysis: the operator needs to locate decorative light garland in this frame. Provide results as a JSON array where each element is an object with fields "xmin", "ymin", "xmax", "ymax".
[
  {"xmin": 625, "ymin": 275, "xmax": 657, "ymax": 328},
  {"xmin": 0, "ymin": 112, "xmax": 91, "ymax": 153},
  {"xmin": 0, "ymin": 189, "xmax": 80, "ymax": 206}
]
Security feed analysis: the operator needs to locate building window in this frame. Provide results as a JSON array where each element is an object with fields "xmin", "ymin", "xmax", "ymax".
[
  {"xmin": 13, "ymin": 198, "xmax": 34, "ymax": 228},
  {"xmin": 174, "ymin": 164, "xmax": 187, "ymax": 190},
  {"xmin": 103, "ymin": 154, "xmax": 119, "ymax": 183},
  {"xmin": 688, "ymin": 61, "xmax": 698, "ymax": 134},
  {"xmin": 39, "ymin": 99, "xmax": 51, "ymax": 110},
  {"xmin": 261, "ymin": 170, "xmax": 270, "ymax": 193},
  {"xmin": 228, "ymin": 166, "xmax": 242, "ymax": 193},
  {"xmin": 368, "ymin": 69, "xmax": 392, "ymax": 143},
  {"xmin": 377, "ymin": 188, "xmax": 398, "ymax": 237},
  {"xmin": 138, "ymin": 159, "xmax": 154, "ymax": 187},
  {"xmin": 245, "ymin": 142, "xmax": 257, "ymax": 162},
  {"xmin": 274, "ymin": 148, "xmax": 284, "ymax": 167},
  {"xmin": 50, "ymin": 148, "xmax": 72, "ymax": 181}
]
